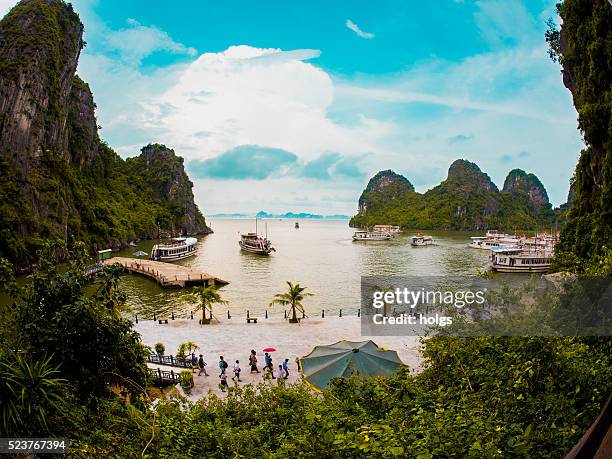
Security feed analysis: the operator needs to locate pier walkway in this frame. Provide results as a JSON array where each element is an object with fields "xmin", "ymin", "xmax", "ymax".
[{"xmin": 102, "ymin": 257, "xmax": 229, "ymax": 288}]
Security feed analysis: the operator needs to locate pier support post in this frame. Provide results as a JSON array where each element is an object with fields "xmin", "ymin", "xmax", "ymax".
[
  {"xmin": 157, "ymin": 368, "xmax": 162, "ymax": 388},
  {"xmin": 322, "ymin": 309, "xmax": 324, "ymax": 318}
]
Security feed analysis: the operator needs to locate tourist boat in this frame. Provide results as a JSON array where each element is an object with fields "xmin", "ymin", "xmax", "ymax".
[
  {"xmin": 150, "ymin": 237, "xmax": 198, "ymax": 262},
  {"xmin": 352, "ymin": 230, "xmax": 392, "ymax": 241},
  {"xmin": 295, "ymin": 222, "xmax": 300, "ymax": 229},
  {"xmin": 239, "ymin": 232, "xmax": 275, "ymax": 255},
  {"xmin": 490, "ymin": 247, "xmax": 554, "ymax": 273},
  {"xmin": 410, "ymin": 233, "xmax": 433, "ymax": 246},
  {"xmin": 469, "ymin": 236, "xmax": 521, "ymax": 250},
  {"xmin": 373, "ymin": 225, "xmax": 401, "ymax": 235}
]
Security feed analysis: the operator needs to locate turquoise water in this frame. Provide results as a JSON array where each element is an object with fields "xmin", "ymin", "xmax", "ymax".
[{"xmin": 113, "ymin": 219, "xmax": 492, "ymax": 320}]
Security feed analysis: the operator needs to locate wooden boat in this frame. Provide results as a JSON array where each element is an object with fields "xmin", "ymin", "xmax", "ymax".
[
  {"xmin": 239, "ymin": 233, "xmax": 275, "ymax": 255},
  {"xmin": 239, "ymin": 219, "xmax": 275, "ymax": 255},
  {"xmin": 150, "ymin": 237, "xmax": 198, "ymax": 262}
]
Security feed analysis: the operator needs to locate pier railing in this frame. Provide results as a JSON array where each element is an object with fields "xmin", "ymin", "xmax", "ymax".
[
  {"xmin": 147, "ymin": 353, "xmax": 192, "ymax": 368},
  {"xmin": 83, "ymin": 263, "xmax": 103, "ymax": 277},
  {"xmin": 134, "ymin": 307, "xmax": 363, "ymax": 324},
  {"xmin": 148, "ymin": 368, "xmax": 180, "ymax": 386}
]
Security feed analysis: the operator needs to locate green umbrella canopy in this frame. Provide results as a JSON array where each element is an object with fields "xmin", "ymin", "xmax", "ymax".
[{"xmin": 300, "ymin": 340, "xmax": 403, "ymax": 390}]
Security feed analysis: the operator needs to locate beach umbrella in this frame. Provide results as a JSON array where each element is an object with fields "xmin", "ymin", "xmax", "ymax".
[
  {"xmin": 300, "ymin": 340, "xmax": 402, "ymax": 390},
  {"xmin": 132, "ymin": 250, "xmax": 148, "ymax": 257},
  {"xmin": 263, "ymin": 347, "xmax": 276, "ymax": 353}
]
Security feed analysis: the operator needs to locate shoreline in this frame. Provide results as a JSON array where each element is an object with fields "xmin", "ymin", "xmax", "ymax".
[{"xmin": 135, "ymin": 317, "xmax": 423, "ymax": 399}]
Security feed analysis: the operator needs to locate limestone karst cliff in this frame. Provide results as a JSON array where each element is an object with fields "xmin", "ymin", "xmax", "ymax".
[{"xmin": 0, "ymin": 0, "xmax": 210, "ymax": 270}]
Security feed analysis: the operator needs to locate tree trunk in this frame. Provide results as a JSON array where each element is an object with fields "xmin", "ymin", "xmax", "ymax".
[{"xmin": 289, "ymin": 303, "xmax": 299, "ymax": 323}]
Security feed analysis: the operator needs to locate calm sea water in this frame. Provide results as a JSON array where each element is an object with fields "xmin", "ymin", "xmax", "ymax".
[{"xmin": 114, "ymin": 219, "xmax": 492, "ymax": 320}]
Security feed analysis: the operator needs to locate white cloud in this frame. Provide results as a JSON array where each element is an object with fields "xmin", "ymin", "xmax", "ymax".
[
  {"xmin": 105, "ymin": 18, "xmax": 197, "ymax": 65},
  {"xmin": 0, "ymin": 0, "xmax": 18, "ymax": 18},
  {"xmin": 345, "ymin": 19, "xmax": 375, "ymax": 39}
]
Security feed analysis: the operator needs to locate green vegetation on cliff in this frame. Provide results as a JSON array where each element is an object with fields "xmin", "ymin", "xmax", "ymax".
[
  {"xmin": 546, "ymin": 0, "xmax": 611, "ymax": 272},
  {"xmin": 0, "ymin": 1, "xmax": 210, "ymax": 270},
  {"xmin": 351, "ymin": 160, "xmax": 561, "ymax": 231}
]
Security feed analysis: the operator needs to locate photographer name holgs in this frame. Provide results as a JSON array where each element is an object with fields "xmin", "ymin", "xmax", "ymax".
[{"xmin": 370, "ymin": 288, "xmax": 487, "ymax": 327}]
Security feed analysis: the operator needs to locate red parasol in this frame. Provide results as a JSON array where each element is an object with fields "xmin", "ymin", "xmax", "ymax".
[{"xmin": 263, "ymin": 347, "xmax": 276, "ymax": 353}]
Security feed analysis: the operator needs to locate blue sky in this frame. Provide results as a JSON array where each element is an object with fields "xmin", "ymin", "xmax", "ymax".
[{"xmin": 2, "ymin": 0, "xmax": 584, "ymax": 213}]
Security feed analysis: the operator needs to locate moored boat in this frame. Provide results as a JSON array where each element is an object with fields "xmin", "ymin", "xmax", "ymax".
[
  {"xmin": 239, "ymin": 233, "xmax": 275, "ymax": 254},
  {"xmin": 150, "ymin": 237, "xmax": 198, "ymax": 262},
  {"xmin": 410, "ymin": 233, "xmax": 433, "ymax": 246},
  {"xmin": 490, "ymin": 247, "xmax": 554, "ymax": 273},
  {"xmin": 352, "ymin": 230, "xmax": 392, "ymax": 241}
]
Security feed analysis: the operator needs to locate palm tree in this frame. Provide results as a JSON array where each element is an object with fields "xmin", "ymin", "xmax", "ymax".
[
  {"xmin": 269, "ymin": 281, "xmax": 313, "ymax": 323},
  {"xmin": 186, "ymin": 285, "xmax": 228, "ymax": 324}
]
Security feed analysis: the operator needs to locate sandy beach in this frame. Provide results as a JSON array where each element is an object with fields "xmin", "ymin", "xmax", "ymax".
[{"xmin": 135, "ymin": 317, "xmax": 423, "ymax": 400}]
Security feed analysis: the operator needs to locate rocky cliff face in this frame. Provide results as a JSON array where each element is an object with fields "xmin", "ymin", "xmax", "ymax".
[
  {"xmin": 550, "ymin": 0, "xmax": 611, "ymax": 267},
  {"xmin": 357, "ymin": 170, "xmax": 414, "ymax": 214},
  {"xmin": 502, "ymin": 169, "xmax": 550, "ymax": 211},
  {"xmin": 445, "ymin": 159, "xmax": 498, "ymax": 193},
  {"xmin": 0, "ymin": 0, "xmax": 210, "ymax": 269},
  {"xmin": 129, "ymin": 144, "xmax": 210, "ymax": 235}
]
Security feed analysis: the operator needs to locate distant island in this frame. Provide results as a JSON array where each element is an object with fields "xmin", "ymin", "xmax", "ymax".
[{"xmin": 210, "ymin": 211, "xmax": 350, "ymax": 220}]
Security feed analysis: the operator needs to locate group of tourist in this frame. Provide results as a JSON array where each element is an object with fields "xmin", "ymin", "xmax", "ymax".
[{"xmin": 190, "ymin": 350, "xmax": 295, "ymax": 392}]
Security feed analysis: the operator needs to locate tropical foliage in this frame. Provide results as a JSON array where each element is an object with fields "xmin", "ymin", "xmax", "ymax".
[{"xmin": 547, "ymin": 0, "xmax": 612, "ymax": 274}]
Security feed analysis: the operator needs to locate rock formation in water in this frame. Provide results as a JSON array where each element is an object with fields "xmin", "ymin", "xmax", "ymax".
[
  {"xmin": 502, "ymin": 169, "xmax": 551, "ymax": 212},
  {"xmin": 351, "ymin": 159, "xmax": 560, "ymax": 230},
  {"xmin": 0, "ymin": 0, "xmax": 210, "ymax": 270}
]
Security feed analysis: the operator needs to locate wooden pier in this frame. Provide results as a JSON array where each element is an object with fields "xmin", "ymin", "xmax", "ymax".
[{"xmin": 102, "ymin": 257, "xmax": 228, "ymax": 288}]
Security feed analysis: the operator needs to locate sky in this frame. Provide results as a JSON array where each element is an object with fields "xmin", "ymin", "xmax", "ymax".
[{"xmin": 1, "ymin": 0, "xmax": 583, "ymax": 214}]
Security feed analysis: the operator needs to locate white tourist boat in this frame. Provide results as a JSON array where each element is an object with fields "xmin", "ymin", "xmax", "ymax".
[
  {"xmin": 150, "ymin": 237, "xmax": 198, "ymax": 262},
  {"xmin": 490, "ymin": 247, "xmax": 554, "ymax": 273},
  {"xmin": 469, "ymin": 237, "xmax": 515, "ymax": 250},
  {"xmin": 352, "ymin": 230, "xmax": 392, "ymax": 241},
  {"xmin": 239, "ymin": 233, "xmax": 275, "ymax": 255},
  {"xmin": 373, "ymin": 225, "xmax": 401, "ymax": 235},
  {"xmin": 410, "ymin": 233, "xmax": 433, "ymax": 246}
]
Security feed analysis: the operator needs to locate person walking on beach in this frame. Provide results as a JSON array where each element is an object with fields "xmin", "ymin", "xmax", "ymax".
[
  {"xmin": 249, "ymin": 350, "xmax": 259, "ymax": 374},
  {"xmin": 219, "ymin": 373, "xmax": 228, "ymax": 392},
  {"xmin": 264, "ymin": 352, "xmax": 275, "ymax": 378},
  {"xmin": 198, "ymin": 354, "xmax": 208, "ymax": 376},
  {"xmin": 232, "ymin": 360, "xmax": 241, "ymax": 382},
  {"xmin": 276, "ymin": 365, "xmax": 286, "ymax": 385},
  {"xmin": 219, "ymin": 356, "xmax": 228, "ymax": 376},
  {"xmin": 282, "ymin": 358, "xmax": 289, "ymax": 379}
]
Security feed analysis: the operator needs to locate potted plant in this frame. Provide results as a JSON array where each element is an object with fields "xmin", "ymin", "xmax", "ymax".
[
  {"xmin": 177, "ymin": 342, "xmax": 200, "ymax": 364},
  {"xmin": 179, "ymin": 370, "xmax": 194, "ymax": 394},
  {"xmin": 155, "ymin": 342, "xmax": 165, "ymax": 358}
]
